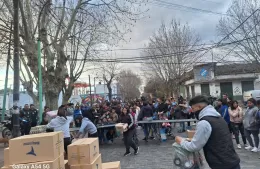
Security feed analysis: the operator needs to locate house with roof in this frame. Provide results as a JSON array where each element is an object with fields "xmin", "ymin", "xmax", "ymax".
[{"xmin": 182, "ymin": 62, "xmax": 260, "ymax": 100}]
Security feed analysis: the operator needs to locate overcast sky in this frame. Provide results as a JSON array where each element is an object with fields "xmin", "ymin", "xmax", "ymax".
[
  {"xmin": 114, "ymin": 0, "xmax": 232, "ymax": 60},
  {"xmin": 0, "ymin": 0, "xmax": 233, "ymax": 89},
  {"xmin": 88, "ymin": 0, "xmax": 233, "ymax": 82}
]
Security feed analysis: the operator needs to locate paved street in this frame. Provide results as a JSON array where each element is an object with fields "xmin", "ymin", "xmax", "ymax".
[
  {"xmin": 0, "ymin": 128, "xmax": 259, "ymax": 169},
  {"xmin": 99, "ymin": 128, "xmax": 260, "ymax": 169}
]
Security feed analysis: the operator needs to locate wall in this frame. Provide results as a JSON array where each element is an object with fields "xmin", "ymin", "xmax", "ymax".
[
  {"xmin": 214, "ymin": 83, "xmax": 221, "ymax": 98},
  {"xmin": 254, "ymin": 74, "xmax": 260, "ymax": 89},
  {"xmin": 209, "ymin": 83, "xmax": 217, "ymax": 97},
  {"xmin": 194, "ymin": 84, "xmax": 201, "ymax": 95},
  {"xmin": 232, "ymin": 81, "xmax": 243, "ymax": 101}
]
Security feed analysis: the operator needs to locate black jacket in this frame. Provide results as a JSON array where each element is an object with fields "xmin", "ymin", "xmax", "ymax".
[
  {"xmin": 20, "ymin": 108, "xmax": 31, "ymax": 123},
  {"xmin": 138, "ymin": 105, "xmax": 153, "ymax": 121},
  {"xmin": 157, "ymin": 103, "xmax": 168, "ymax": 113},
  {"xmin": 29, "ymin": 108, "xmax": 38, "ymax": 123},
  {"xmin": 120, "ymin": 113, "xmax": 135, "ymax": 130},
  {"xmin": 201, "ymin": 116, "xmax": 240, "ymax": 169}
]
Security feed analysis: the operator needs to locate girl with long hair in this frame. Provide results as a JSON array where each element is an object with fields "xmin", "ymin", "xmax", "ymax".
[
  {"xmin": 120, "ymin": 107, "xmax": 139, "ymax": 156},
  {"xmin": 228, "ymin": 101, "xmax": 247, "ymax": 149}
]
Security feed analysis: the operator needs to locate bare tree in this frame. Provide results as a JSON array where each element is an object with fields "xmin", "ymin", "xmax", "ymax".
[
  {"xmin": 141, "ymin": 20, "xmax": 201, "ymax": 97},
  {"xmin": 0, "ymin": 0, "xmax": 147, "ymax": 109},
  {"xmin": 144, "ymin": 77, "xmax": 167, "ymax": 98},
  {"xmin": 99, "ymin": 60, "xmax": 120, "ymax": 101},
  {"xmin": 217, "ymin": 0, "xmax": 260, "ymax": 63},
  {"xmin": 117, "ymin": 70, "xmax": 141, "ymax": 101}
]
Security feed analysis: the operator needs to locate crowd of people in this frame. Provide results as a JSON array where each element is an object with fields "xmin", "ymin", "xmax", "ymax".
[
  {"xmin": 214, "ymin": 94, "xmax": 260, "ymax": 152},
  {"xmin": 16, "ymin": 96, "xmax": 192, "ymax": 157},
  {"xmin": 17, "ymin": 93, "xmax": 260, "ymax": 165}
]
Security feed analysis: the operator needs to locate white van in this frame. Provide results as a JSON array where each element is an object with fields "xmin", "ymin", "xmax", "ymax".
[{"xmin": 243, "ymin": 90, "xmax": 260, "ymax": 102}]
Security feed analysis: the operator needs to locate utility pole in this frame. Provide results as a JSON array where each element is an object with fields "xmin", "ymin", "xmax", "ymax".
[
  {"xmin": 12, "ymin": 0, "xmax": 20, "ymax": 138},
  {"xmin": 94, "ymin": 77, "xmax": 96, "ymax": 103},
  {"xmin": 89, "ymin": 75, "xmax": 92, "ymax": 106},
  {"xmin": 103, "ymin": 74, "xmax": 106, "ymax": 100},
  {"xmin": 37, "ymin": 38, "xmax": 43, "ymax": 124},
  {"xmin": 1, "ymin": 22, "xmax": 12, "ymax": 121}
]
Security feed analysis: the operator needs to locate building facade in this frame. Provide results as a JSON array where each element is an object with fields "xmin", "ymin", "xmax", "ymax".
[{"xmin": 183, "ymin": 63, "xmax": 260, "ymax": 101}]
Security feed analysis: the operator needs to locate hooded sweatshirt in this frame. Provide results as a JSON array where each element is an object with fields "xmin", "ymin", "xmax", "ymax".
[
  {"xmin": 46, "ymin": 116, "xmax": 73, "ymax": 138},
  {"xmin": 78, "ymin": 117, "xmax": 97, "ymax": 135},
  {"xmin": 138, "ymin": 105, "xmax": 153, "ymax": 121},
  {"xmin": 243, "ymin": 106, "xmax": 258, "ymax": 130},
  {"xmin": 180, "ymin": 105, "xmax": 221, "ymax": 152}
]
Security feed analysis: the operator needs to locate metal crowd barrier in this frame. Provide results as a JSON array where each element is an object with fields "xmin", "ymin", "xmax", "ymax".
[
  {"xmin": 28, "ymin": 119, "xmax": 198, "ymax": 134},
  {"xmin": 69, "ymin": 119, "xmax": 197, "ymax": 132}
]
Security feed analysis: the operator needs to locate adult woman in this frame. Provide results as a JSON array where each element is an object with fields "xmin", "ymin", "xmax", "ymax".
[
  {"xmin": 120, "ymin": 107, "xmax": 139, "ymax": 156},
  {"xmin": 46, "ymin": 105, "xmax": 73, "ymax": 156},
  {"xmin": 243, "ymin": 98, "xmax": 259, "ymax": 152},
  {"xmin": 228, "ymin": 101, "xmax": 247, "ymax": 149}
]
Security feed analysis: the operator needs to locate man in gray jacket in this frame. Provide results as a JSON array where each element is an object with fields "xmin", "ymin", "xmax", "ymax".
[{"xmin": 175, "ymin": 95, "xmax": 240, "ymax": 169}]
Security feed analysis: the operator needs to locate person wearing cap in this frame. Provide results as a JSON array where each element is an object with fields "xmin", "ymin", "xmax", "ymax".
[{"xmin": 175, "ymin": 95, "xmax": 240, "ymax": 169}]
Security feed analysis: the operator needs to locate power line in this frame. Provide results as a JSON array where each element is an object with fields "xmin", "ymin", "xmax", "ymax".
[
  {"xmin": 198, "ymin": 8, "xmax": 260, "ymax": 59},
  {"xmin": 71, "ymin": 35, "xmax": 260, "ymax": 62},
  {"xmin": 90, "ymin": 43, "xmax": 217, "ymax": 51},
  {"xmin": 148, "ymin": 0, "xmax": 230, "ymax": 16},
  {"xmin": 217, "ymin": 13, "xmax": 260, "ymax": 62},
  {"xmin": 79, "ymin": 60, "xmax": 246, "ymax": 64}
]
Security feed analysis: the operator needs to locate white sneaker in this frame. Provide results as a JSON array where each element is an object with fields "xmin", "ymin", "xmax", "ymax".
[
  {"xmin": 237, "ymin": 144, "xmax": 242, "ymax": 149},
  {"xmin": 245, "ymin": 145, "xmax": 253, "ymax": 150},
  {"xmin": 251, "ymin": 147, "xmax": 258, "ymax": 152}
]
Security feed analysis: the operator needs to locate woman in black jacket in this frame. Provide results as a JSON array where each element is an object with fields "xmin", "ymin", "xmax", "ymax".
[{"xmin": 120, "ymin": 107, "xmax": 139, "ymax": 156}]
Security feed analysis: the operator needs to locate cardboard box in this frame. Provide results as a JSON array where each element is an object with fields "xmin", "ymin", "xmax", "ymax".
[
  {"xmin": 9, "ymin": 155, "xmax": 64, "ymax": 169},
  {"xmin": 102, "ymin": 161, "xmax": 121, "ymax": 169},
  {"xmin": 68, "ymin": 138, "xmax": 99, "ymax": 165},
  {"xmin": 115, "ymin": 123, "xmax": 128, "ymax": 133},
  {"xmin": 70, "ymin": 154, "xmax": 102, "ymax": 169},
  {"xmin": 65, "ymin": 160, "xmax": 70, "ymax": 169},
  {"xmin": 187, "ymin": 130, "xmax": 196, "ymax": 139},
  {"xmin": 4, "ymin": 148, "xmax": 9, "ymax": 166},
  {"xmin": 9, "ymin": 132, "xmax": 64, "ymax": 164},
  {"xmin": 1, "ymin": 166, "xmax": 9, "ymax": 169}
]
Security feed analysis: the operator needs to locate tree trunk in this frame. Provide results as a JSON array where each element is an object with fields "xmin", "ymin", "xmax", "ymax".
[
  {"xmin": 63, "ymin": 84, "xmax": 74, "ymax": 104},
  {"xmin": 45, "ymin": 90, "xmax": 59, "ymax": 110},
  {"xmin": 27, "ymin": 91, "xmax": 39, "ymax": 108},
  {"xmin": 107, "ymin": 83, "xmax": 112, "ymax": 101}
]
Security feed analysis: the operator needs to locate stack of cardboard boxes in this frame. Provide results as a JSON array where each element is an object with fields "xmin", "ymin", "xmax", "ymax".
[
  {"xmin": 2, "ymin": 132, "xmax": 65, "ymax": 169},
  {"xmin": 2, "ymin": 133, "xmax": 121, "ymax": 169},
  {"xmin": 67, "ymin": 138, "xmax": 121, "ymax": 169}
]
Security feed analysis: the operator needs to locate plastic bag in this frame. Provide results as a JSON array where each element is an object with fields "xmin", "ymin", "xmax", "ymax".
[
  {"xmin": 172, "ymin": 142, "xmax": 204, "ymax": 169},
  {"xmin": 160, "ymin": 128, "xmax": 167, "ymax": 142}
]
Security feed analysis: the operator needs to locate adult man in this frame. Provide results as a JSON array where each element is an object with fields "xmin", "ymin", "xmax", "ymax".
[
  {"xmin": 175, "ymin": 95, "xmax": 240, "ymax": 169},
  {"xmin": 20, "ymin": 104, "xmax": 31, "ymax": 135},
  {"xmin": 29, "ymin": 104, "xmax": 38, "ymax": 127},
  {"xmin": 157, "ymin": 97, "xmax": 168, "ymax": 115},
  {"xmin": 138, "ymin": 101, "xmax": 153, "ymax": 141}
]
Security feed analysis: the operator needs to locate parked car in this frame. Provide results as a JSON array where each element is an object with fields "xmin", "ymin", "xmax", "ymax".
[{"xmin": 243, "ymin": 90, "xmax": 260, "ymax": 105}]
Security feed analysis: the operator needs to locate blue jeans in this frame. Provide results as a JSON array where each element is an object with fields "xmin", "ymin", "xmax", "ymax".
[
  {"xmin": 180, "ymin": 122, "xmax": 185, "ymax": 131},
  {"xmin": 143, "ymin": 124, "xmax": 151, "ymax": 139}
]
